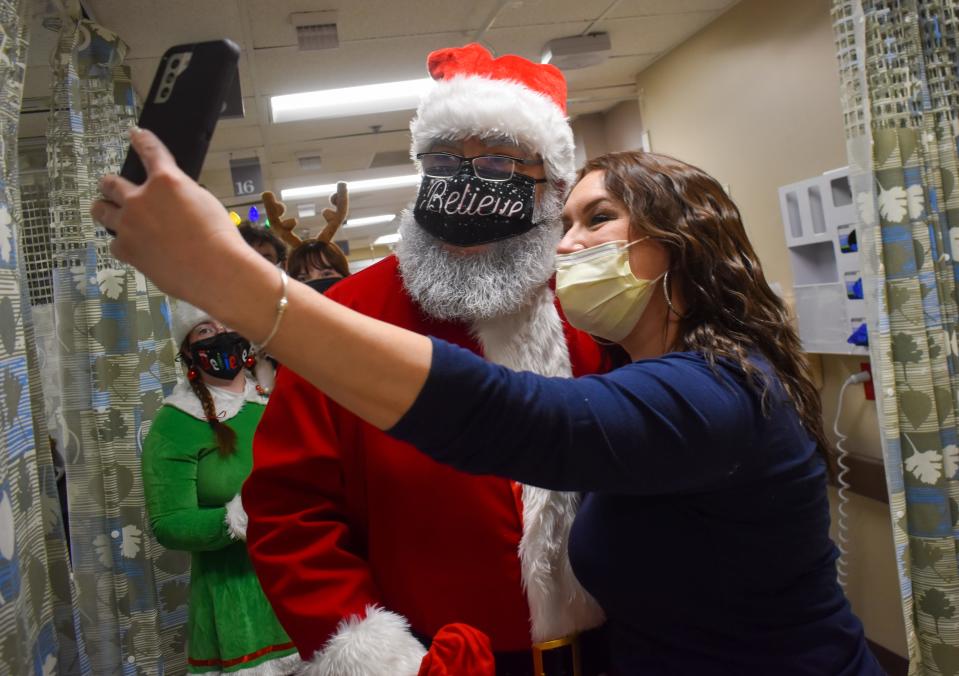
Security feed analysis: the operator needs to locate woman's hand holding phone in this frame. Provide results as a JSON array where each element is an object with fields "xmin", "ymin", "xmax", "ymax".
[{"xmin": 93, "ymin": 128, "xmax": 264, "ymax": 314}]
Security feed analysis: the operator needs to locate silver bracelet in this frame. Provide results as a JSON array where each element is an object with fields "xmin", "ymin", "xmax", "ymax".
[{"xmin": 254, "ymin": 269, "xmax": 288, "ymax": 353}]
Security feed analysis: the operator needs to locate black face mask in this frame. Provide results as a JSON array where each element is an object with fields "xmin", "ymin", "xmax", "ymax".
[
  {"xmin": 189, "ymin": 332, "xmax": 250, "ymax": 381},
  {"xmin": 412, "ymin": 167, "xmax": 539, "ymax": 247},
  {"xmin": 305, "ymin": 277, "xmax": 341, "ymax": 294}
]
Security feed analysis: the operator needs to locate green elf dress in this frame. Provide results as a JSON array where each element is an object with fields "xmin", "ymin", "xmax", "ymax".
[{"xmin": 142, "ymin": 376, "xmax": 302, "ymax": 675}]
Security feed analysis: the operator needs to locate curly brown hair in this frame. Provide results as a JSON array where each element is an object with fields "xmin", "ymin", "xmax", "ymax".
[{"xmin": 580, "ymin": 151, "xmax": 832, "ymax": 467}]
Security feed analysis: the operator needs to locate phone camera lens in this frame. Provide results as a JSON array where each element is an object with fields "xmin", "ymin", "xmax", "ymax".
[
  {"xmin": 170, "ymin": 58, "xmax": 180, "ymax": 69},
  {"xmin": 160, "ymin": 87, "xmax": 171, "ymax": 97},
  {"xmin": 165, "ymin": 73, "xmax": 174, "ymax": 82}
]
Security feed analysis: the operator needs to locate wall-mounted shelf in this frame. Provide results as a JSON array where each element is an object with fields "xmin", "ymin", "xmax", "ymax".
[{"xmin": 779, "ymin": 167, "xmax": 867, "ymax": 356}]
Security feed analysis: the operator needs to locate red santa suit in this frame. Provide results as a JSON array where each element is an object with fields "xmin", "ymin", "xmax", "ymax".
[{"xmin": 244, "ymin": 44, "xmax": 607, "ymax": 675}]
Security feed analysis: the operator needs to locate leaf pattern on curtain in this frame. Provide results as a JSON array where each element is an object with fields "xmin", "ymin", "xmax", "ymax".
[
  {"xmin": 0, "ymin": 1, "xmax": 78, "ymax": 674},
  {"xmin": 44, "ymin": 19, "xmax": 187, "ymax": 675},
  {"xmin": 834, "ymin": 1, "xmax": 959, "ymax": 673}
]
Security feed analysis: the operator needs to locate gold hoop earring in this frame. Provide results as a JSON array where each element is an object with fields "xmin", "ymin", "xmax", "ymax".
[{"xmin": 663, "ymin": 270, "xmax": 685, "ymax": 318}]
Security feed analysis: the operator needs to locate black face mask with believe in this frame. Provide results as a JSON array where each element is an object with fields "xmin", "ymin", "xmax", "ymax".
[
  {"xmin": 189, "ymin": 332, "xmax": 250, "ymax": 381},
  {"xmin": 412, "ymin": 168, "xmax": 539, "ymax": 247}
]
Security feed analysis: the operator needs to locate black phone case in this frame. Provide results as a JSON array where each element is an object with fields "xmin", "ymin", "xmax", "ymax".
[{"xmin": 119, "ymin": 39, "xmax": 240, "ymax": 185}]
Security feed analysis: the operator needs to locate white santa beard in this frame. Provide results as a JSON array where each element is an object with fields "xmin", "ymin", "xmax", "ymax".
[{"xmin": 395, "ymin": 187, "xmax": 563, "ymax": 322}]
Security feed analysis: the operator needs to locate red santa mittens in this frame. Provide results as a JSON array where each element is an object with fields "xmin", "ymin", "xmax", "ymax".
[{"xmin": 417, "ymin": 624, "xmax": 495, "ymax": 676}]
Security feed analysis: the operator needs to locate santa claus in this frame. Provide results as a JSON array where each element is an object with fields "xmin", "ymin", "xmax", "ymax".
[{"xmin": 243, "ymin": 43, "xmax": 609, "ymax": 675}]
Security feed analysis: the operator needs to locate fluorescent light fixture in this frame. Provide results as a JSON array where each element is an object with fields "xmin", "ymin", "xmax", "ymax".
[
  {"xmin": 281, "ymin": 174, "xmax": 420, "ymax": 201},
  {"xmin": 347, "ymin": 214, "xmax": 396, "ymax": 227},
  {"xmin": 373, "ymin": 233, "xmax": 401, "ymax": 246},
  {"xmin": 271, "ymin": 77, "xmax": 434, "ymax": 123},
  {"xmin": 297, "ymin": 203, "xmax": 316, "ymax": 218}
]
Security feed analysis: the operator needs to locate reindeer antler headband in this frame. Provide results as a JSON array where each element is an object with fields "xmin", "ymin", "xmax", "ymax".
[{"xmin": 261, "ymin": 182, "xmax": 350, "ymax": 275}]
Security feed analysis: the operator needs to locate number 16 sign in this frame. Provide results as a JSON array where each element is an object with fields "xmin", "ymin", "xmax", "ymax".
[{"xmin": 230, "ymin": 157, "xmax": 263, "ymax": 197}]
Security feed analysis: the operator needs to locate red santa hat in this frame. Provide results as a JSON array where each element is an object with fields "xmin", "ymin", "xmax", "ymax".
[{"xmin": 410, "ymin": 43, "xmax": 575, "ymax": 190}]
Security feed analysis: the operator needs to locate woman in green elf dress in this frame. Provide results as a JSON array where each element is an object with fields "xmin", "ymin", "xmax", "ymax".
[{"xmin": 141, "ymin": 301, "xmax": 302, "ymax": 675}]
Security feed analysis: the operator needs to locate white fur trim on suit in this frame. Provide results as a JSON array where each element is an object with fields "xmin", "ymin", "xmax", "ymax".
[
  {"xmin": 518, "ymin": 487, "xmax": 606, "ymax": 642},
  {"xmin": 411, "ymin": 75, "xmax": 576, "ymax": 190},
  {"xmin": 471, "ymin": 286, "xmax": 606, "ymax": 642},
  {"xmin": 254, "ymin": 356, "xmax": 276, "ymax": 394},
  {"xmin": 225, "ymin": 493, "xmax": 248, "ymax": 541},
  {"xmin": 300, "ymin": 605, "xmax": 426, "ymax": 676},
  {"xmin": 164, "ymin": 375, "xmax": 267, "ymax": 422}
]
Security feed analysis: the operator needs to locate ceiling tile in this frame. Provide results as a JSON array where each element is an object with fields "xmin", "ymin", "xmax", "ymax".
[
  {"xmin": 563, "ymin": 54, "xmax": 657, "ymax": 91},
  {"xmin": 494, "ymin": 0, "xmax": 601, "ymax": 27},
  {"xmin": 245, "ymin": 0, "xmax": 484, "ymax": 46},
  {"xmin": 209, "ymin": 122, "xmax": 264, "ymax": 153},
  {"xmin": 252, "ymin": 38, "xmax": 445, "ymax": 96},
  {"xmin": 608, "ymin": 0, "xmax": 738, "ymax": 18},
  {"xmin": 85, "ymin": 0, "xmax": 249, "ymax": 57}
]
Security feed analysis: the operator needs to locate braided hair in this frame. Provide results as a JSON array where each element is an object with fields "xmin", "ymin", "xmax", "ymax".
[{"xmin": 180, "ymin": 340, "xmax": 238, "ymax": 457}]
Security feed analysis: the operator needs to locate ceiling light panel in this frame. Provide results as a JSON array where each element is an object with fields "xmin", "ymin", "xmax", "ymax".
[
  {"xmin": 280, "ymin": 174, "xmax": 421, "ymax": 201},
  {"xmin": 271, "ymin": 78, "xmax": 434, "ymax": 124},
  {"xmin": 373, "ymin": 233, "xmax": 402, "ymax": 246},
  {"xmin": 346, "ymin": 214, "xmax": 396, "ymax": 227}
]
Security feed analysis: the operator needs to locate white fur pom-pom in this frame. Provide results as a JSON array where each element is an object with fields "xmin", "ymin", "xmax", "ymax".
[
  {"xmin": 225, "ymin": 493, "xmax": 248, "ymax": 541},
  {"xmin": 300, "ymin": 605, "xmax": 426, "ymax": 676}
]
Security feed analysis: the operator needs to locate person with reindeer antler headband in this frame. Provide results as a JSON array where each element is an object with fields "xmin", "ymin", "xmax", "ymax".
[{"xmin": 263, "ymin": 184, "xmax": 352, "ymax": 294}]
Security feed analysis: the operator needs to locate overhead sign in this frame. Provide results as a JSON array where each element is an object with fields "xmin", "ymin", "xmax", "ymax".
[{"xmin": 230, "ymin": 157, "xmax": 263, "ymax": 197}]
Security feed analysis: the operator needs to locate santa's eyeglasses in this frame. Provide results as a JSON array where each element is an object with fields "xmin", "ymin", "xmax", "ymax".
[{"xmin": 417, "ymin": 152, "xmax": 545, "ymax": 182}]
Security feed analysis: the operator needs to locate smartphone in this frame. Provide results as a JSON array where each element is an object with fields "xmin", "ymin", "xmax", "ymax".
[{"xmin": 119, "ymin": 39, "xmax": 240, "ymax": 186}]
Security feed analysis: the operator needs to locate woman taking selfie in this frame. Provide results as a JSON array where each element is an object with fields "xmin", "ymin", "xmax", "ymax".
[
  {"xmin": 100, "ymin": 130, "xmax": 880, "ymax": 675},
  {"xmin": 141, "ymin": 302, "xmax": 301, "ymax": 675}
]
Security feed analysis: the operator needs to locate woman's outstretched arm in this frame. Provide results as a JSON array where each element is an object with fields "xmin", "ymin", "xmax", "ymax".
[{"xmin": 95, "ymin": 128, "xmax": 432, "ymax": 430}]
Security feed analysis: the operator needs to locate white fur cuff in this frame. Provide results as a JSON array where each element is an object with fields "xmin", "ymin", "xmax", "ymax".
[
  {"xmin": 300, "ymin": 606, "xmax": 427, "ymax": 676},
  {"xmin": 225, "ymin": 493, "xmax": 248, "ymax": 541}
]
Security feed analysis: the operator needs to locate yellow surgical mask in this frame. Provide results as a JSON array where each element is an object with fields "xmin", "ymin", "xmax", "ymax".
[{"xmin": 555, "ymin": 238, "xmax": 664, "ymax": 343}]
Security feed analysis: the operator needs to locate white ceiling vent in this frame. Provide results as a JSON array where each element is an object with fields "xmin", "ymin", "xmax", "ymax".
[
  {"xmin": 291, "ymin": 11, "xmax": 339, "ymax": 51},
  {"xmin": 296, "ymin": 153, "xmax": 324, "ymax": 171},
  {"xmin": 541, "ymin": 32, "xmax": 611, "ymax": 70}
]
